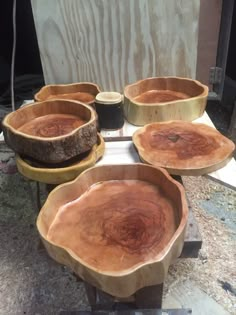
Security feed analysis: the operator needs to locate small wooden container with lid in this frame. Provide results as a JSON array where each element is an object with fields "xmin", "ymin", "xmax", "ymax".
[{"xmin": 95, "ymin": 92, "xmax": 124, "ymax": 130}]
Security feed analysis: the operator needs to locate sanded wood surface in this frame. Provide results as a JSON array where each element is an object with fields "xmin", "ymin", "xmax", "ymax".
[
  {"xmin": 31, "ymin": 0, "xmax": 200, "ymax": 91},
  {"xmin": 133, "ymin": 121, "xmax": 235, "ymax": 176},
  {"xmin": 99, "ymin": 112, "xmax": 236, "ymax": 189},
  {"xmin": 37, "ymin": 164, "xmax": 188, "ymax": 298},
  {"xmin": 124, "ymin": 77, "xmax": 208, "ymax": 125},
  {"xmin": 2, "ymin": 100, "xmax": 97, "ymax": 163}
]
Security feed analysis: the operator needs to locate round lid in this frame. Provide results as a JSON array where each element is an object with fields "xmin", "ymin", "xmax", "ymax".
[{"xmin": 95, "ymin": 92, "xmax": 122, "ymax": 105}]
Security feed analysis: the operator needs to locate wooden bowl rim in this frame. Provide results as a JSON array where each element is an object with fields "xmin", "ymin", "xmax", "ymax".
[
  {"xmin": 36, "ymin": 163, "xmax": 189, "ymax": 276},
  {"xmin": 16, "ymin": 133, "xmax": 105, "ymax": 175},
  {"xmin": 124, "ymin": 76, "xmax": 209, "ymax": 106},
  {"xmin": 132, "ymin": 121, "xmax": 235, "ymax": 174},
  {"xmin": 34, "ymin": 82, "xmax": 101, "ymax": 102},
  {"xmin": 2, "ymin": 99, "xmax": 97, "ymax": 142}
]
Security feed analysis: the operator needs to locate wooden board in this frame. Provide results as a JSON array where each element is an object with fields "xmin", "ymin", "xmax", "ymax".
[{"xmin": 31, "ymin": 0, "xmax": 200, "ymax": 91}]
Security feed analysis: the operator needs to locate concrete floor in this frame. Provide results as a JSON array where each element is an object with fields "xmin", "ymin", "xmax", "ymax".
[{"xmin": 0, "ymin": 142, "xmax": 235, "ymax": 315}]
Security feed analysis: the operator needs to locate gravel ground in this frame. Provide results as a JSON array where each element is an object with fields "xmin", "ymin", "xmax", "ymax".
[
  {"xmin": 164, "ymin": 176, "xmax": 236, "ymax": 314},
  {"xmin": 0, "ymin": 143, "xmax": 235, "ymax": 314}
]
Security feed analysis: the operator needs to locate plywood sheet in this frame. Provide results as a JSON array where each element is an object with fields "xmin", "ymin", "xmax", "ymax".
[{"xmin": 31, "ymin": 0, "xmax": 200, "ymax": 91}]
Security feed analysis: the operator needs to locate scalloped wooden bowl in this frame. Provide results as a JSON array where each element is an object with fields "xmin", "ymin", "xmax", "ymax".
[
  {"xmin": 34, "ymin": 82, "xmax": 101, "ymax": 106},
  {"xmin": 16, "ymin": 134, "xmax": 105, "ymax": 185},
  {"xmin": 124, "ymin": 77, "xmax": 208, "ymax": 125},
  {"xmin": 133, "ymin": 121, "xmax": 235, "ymax": 175},
  {"xmin": 37, "ymin": 164, "xmax": 188, "ymax": 298},
  {"xmin": 2, "ymin": 99, "xmax": 97, "ymax": 163}
]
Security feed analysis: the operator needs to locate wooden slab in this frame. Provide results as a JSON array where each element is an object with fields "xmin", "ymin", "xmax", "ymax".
[
  {"xmin": 100, "ymin": 112, "xmax": 236, "ymax": 189},
  {"xmin": 132, "ymin": 121, "xmax": 235, "ymax": 176}
]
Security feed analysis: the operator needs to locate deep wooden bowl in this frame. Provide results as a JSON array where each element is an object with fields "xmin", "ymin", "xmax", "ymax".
[
  {"xmin": 16, "ymin": 134, "xmax": 105, "ymax": 185},
  {"xmin": 37, "ymin": 164, "xmax": 188, "ymax": 298},
  {"xmin": 2, "ymin": 99, "xmax": 97, "ymax": 163},
  {"xmin": 34, "ymin": 82, "xmax": 101, "ymax": 106},
  {"xmin": 133, "ymin": 121, "xmax": 235, "ymax": 175},
  {"xmin": 124, "ymin": 77, "xmax": 208, "ymax": 125}
]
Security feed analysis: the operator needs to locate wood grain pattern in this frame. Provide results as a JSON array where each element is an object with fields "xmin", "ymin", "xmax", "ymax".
[
  {"xmin": 133, "ymin": 121, "xmax": 235, "ymax": 176},
  {"xmin": 31, "ymin": 0, "xmax": 200, "ymax": 91},
  {"xmin": 37, "ymin": 164, "xmax": 188, "ymax": 298}
]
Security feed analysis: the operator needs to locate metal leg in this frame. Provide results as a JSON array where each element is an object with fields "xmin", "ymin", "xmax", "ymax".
[
  {"xmin": 26, "ymin": 180, "xmax": 41, "ymax": 213},
  {"xmin": 84, "ymin": 282, "xmax": 97, "ymax": 307},
  {"xmin": 36, "ymin": 181, "xmax": 42, "ymax": 211},
  {"xmin": 134, "ymin": 283, "xmax": 163, "ymax": 309}
]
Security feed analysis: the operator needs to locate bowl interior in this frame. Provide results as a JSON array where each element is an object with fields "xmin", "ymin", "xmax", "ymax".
[
  {"xmin": 125, "ymin": 77, "xmax": 206, "ymax": 104},
  {"xmin": 38, "ymin": 164, "xmax": 187, "ymax": 274}
]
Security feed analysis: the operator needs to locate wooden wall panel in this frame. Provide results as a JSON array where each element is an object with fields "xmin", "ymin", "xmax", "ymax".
[{"xmin": 31, "ymin": 0, "xmax": 200, "ymax": 92}]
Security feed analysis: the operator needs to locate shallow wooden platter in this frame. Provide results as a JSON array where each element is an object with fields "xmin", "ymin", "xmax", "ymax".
[
  {"xmin": 2, "ymin": 99, "xmax": 97, "ymax": 163},
  {"xmin": 124, "ymin": 77, "xmax": 208, "ymax": 125},
  {"xmin": 37, "ymin": 164, "xmax": 188, "ymax": 298},
  {"xmin": 34, "ymin": 82, "xmax": 101, "ymax": 106},
  {"xmin": 16, "ymin": 134, "xmax": 105, "ymax": 185},
  {"xmin": 133, "ymin": 121, "xmax": 235, "ymax": 175}
]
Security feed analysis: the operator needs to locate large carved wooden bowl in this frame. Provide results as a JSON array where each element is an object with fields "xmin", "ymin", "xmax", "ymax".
[
  {"xmin": 37, "ymin": 164, "xmax": 188, "ymax": 298},
  {"xmin": 34, "ymin": 82, "xmax": 101, "ymax": 106},
  {"xmin": 2, "ymin": 99, "xmax": 97, "ymax": 163},
  {"xmin": 15, "ymin": 134, "xmax": 105, "ymax": 185},
  {"xmin": 133, "ymin": 121, "xmax": 235, "ymax": 175},
  {"xmin": 124, "ymin": 77, "xmax": 208, "ymax": 125}
]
